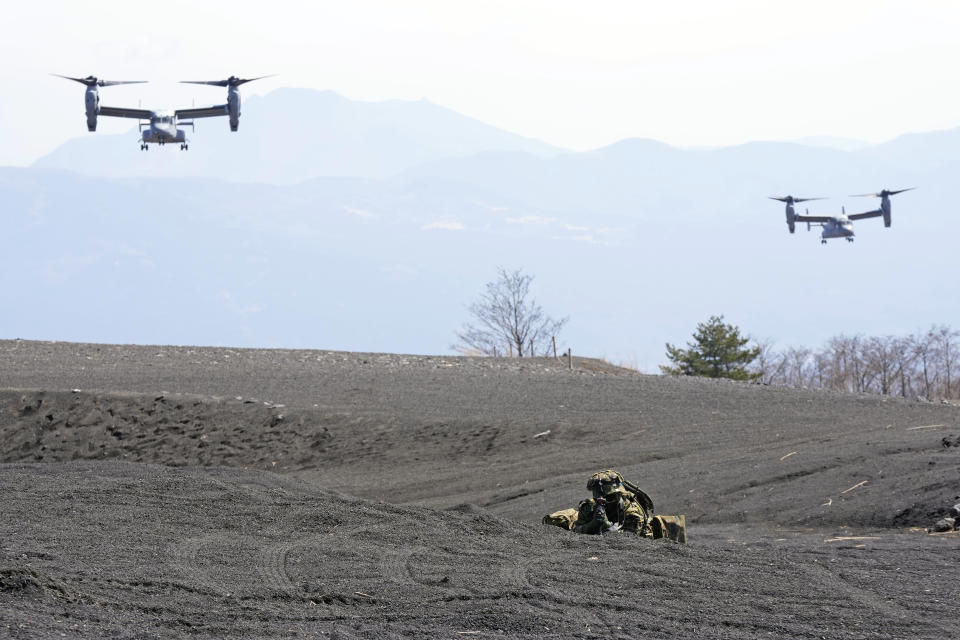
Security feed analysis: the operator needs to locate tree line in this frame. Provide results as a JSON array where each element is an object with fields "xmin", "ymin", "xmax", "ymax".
[
  {"xmin": 751, "ymin": 325, "xmax": 960, "ymax": 400},
  {"xmin": 453, "ymin": 270, "xmax": 959, "ymax": 402},
  {"xmin": 662, "ymin": 315, "xmax": 960, "ymax": 401}
]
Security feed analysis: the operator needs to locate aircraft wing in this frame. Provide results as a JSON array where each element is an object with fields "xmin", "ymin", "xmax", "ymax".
[
  {"xmin": 175, "ymin": 104, "xmax": 228, "ymax": 119},
  {"xmin": 98, "ymin": 105, "xmax": 154, "ymax": 119},
  {"xmin": 793, "ymin": 215, "xmax": 832, "ymax": 223},
  {"xmin": 848, "ymin": 210, "xmax": 882, "ymax": 221}
]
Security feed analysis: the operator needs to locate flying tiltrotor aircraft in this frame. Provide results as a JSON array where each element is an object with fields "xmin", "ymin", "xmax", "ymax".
[
  {"xmin": 769, "ymin": 189, "xmax": 914, "ymax": 244},
  {"xmin": 54, "ymin": 74, "xmax": 272, "ymax": 150}
]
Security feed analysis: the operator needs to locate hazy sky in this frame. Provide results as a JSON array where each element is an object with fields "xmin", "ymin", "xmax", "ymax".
[{"xmin": 4, "ymin": 0, "xmax": 960, "ymax": 165}]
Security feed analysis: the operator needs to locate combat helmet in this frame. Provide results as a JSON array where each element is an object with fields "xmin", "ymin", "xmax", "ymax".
[
  {"xmin": 586, "ymin": 469, "xmax": 654, "ymax": 512},
  {"xmin": 587, "ymin": 470, "xmax": 628, "ymax": 499}
]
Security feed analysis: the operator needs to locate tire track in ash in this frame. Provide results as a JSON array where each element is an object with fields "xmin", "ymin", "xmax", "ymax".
[
  {"xmin": 503, "ymin": 553, "xmax": 621, "ymax": 635},
  {"xmin": 378, "ymin": 545, "xmax": 431, "ymax": 590},
  {"xmin": 258, "ymin": 523, "xmax": 391, "ymax": 602},
  {"xmin": 380, "ymin": 545, "xmax": 529, "ymax": 600},
  {"xmin": 170, "ymin": 533, "xmax": 295, "ymax": 606},
  {"xmin": 379, "ymin": 546, "xmax": 482, "ymax": 595},
  {"xmin": 502, "ymin": 554, "xmax": 564, "ymax": 599},
  {"xmin": 799, "ymin": 561, "xmax": 953, "ymax": 637},
  {"xmin": 258, "ymin": 537, "xmax": 304, "ymax": 598},
  {"xmin": 368, "ymin": 523, "xmax": 466, "ymax": 597},
  {"xmin": 168, "ymin": 533, "xmax": 237, "ymax": 597},
  {"xmin": 170, "ymin": 514, "xmax": 395, "ymax": 605}
]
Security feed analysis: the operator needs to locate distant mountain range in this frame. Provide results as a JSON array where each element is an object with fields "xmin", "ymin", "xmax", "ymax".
[
  {"xmin": 33, "ymin": 89, "xmax": 560, "ymax": 184},
  {"xmin": 8, "ymin": 89, "xmax": 960, "ymax": 369}
]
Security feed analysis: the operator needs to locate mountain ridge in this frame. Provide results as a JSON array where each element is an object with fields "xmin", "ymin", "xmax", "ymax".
[
  {"xmin": 32, "ymin": 87, "xmax": 563, "ymax": 184},
  {"xmin": 33, "ymin": 85, "xmax": 960, "ymax": 186}
]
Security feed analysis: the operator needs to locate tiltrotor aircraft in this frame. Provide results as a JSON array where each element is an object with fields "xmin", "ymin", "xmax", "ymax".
[
  {"xmin": 769, "ymin": 189, "xmax": 914, "ymax": 244},
  {"xmin": 54, "ymin": 74, "xmax": 271, "ymax": 150}
]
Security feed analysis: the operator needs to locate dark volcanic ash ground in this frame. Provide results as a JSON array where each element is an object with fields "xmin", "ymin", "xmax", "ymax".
[{"xmin": 1, "ymin": 339, "xmax": 959, "ymax": 639}]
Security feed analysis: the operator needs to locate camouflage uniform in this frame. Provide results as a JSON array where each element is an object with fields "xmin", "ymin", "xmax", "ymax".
[{"xmin": 543, "ymin": 470, "xmax": 686, "ymax": 543}]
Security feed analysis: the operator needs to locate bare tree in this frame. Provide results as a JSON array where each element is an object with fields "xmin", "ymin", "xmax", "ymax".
[
  {"xmin": 847, "ymin": 335, "xmax": 877, "ymax": 393},
  {"xmin": 889, "ymin": 335, "xmax": 916, "ymax": 398},
  {"xmin": 454, "ymin": 268, "xmax": 568, "ymax": 357},
  {"xmin": 932, "ymin": 325, "xmax": 960, "ymax": 399},
  {"xmin": 820, "ymin": 334, "xmax": 860, "ymax": 392},
  {"xmin": 912, "ymin": 328, "xmax": 937, "ymax": 400},
  {"xmin": 812, "ymin": 351, "xmax": 830, "ymax": 389},
  {"xmin": 751, "ymin": 337, "xmax": 787, "ymax": 385},
  {"xmin": 784, "ymin": 346, "xmax": 813, "ymax": 387},
  {"xmin": 864, "ymin": 336, "xmax": 898, "ymax": 395}
]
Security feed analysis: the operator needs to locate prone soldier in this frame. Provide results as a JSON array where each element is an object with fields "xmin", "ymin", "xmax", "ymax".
[{"xmin": 543, "ymin": 470, "xmax": 686, "ymax": 543}]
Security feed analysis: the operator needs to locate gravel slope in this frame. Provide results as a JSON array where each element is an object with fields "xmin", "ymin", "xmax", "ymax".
[{"xmin": 2, "ymin": 339, "xmax": 959, "ymax": 638}]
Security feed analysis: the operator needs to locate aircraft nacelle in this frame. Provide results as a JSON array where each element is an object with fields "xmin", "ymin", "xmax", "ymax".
[
  {"xmin": 881, "ymin": 196, "xmax": 892, "ymax": 228},
  {"xmin": 785, "ymin": 203, "xmax": 796, "ymax": 233},
  {"xmin": 85, "ymin": 86, "xmax": 99, "ymax": 131},
  {"xmin": 227, "ymin": 85, "xmax": 241, "ymax": 131}
]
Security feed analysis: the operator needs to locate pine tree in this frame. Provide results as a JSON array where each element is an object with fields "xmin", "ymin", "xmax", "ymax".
[{"xmin": 661, "ymin": 315, "xmax": 761, "ymax": 381}]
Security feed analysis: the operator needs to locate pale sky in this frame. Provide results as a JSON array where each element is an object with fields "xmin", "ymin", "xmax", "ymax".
[{"xmin": 4, "ymin": 0, "xmax": 960, "ymax": 165}]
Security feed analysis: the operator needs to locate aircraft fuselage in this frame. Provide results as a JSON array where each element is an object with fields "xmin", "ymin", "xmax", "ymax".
[
  {"xmin": 818, "ymin": 216, "xmax": 855, "ymax": 243},
  {"xmin": 141, "ymin": 111, "xmax": 186, "ymax": 144}
]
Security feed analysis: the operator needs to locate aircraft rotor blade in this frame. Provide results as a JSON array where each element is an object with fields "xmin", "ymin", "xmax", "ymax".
[
  {"xmin": 231, "ymin": 74, "xmax": 275, "ymax": 86},
  {"xmin": 52, "ymin": 73, "xmax": 95, "ymax": 85},
  {"xmin": 180, "ymin": 80, "xmax": 230, "ymax": 87},
  {"xmin": 886, "ymin": 187, "xmax": 915, "ymax": 196},
  {"xmin": 97, "ymin": 79, "xmax": 147, "ymax": 87},
  {"xmin": 850, "ymin": 187, "xmax": 916, "ymax": 198},
  {"xmin": 52, "ymin": 74, "xmax": 146, "ymax": 87},
  {"xmin": 180, "ymin": 75, "xmax": 275, "ymax": 88},
  {"xmin": 769, "ymin": 196, "xmax": 825, "ymax": 203}
]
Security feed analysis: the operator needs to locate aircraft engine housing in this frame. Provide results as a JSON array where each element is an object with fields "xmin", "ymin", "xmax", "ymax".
[
  {"xmin": 85, "ymin": 87, "xmax": 99, "ymax": 132},
  {"xmin": 786, "ymin": 206, "xmax": 795, "ymax": 233},
  {"xmin": 882, "ymin": 198, "xmax": 891, "ymax": 228},
  {"xmin": 227, "ymin": 87, "xmax": 241, "ymax": 132}
]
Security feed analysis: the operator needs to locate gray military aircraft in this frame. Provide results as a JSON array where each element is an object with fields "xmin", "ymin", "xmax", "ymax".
[
  {"xmin": 770, "ymin": 189, "xmax": 914, "ymax": 244},
  {"xmin": 54, "ymin": 74, "xmax": 271, "ymax": 150}
]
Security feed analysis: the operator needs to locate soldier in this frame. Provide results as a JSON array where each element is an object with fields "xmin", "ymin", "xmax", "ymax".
[{"xmin": 543, "ymin": 469, "xmax": 686, "ymax": 543}]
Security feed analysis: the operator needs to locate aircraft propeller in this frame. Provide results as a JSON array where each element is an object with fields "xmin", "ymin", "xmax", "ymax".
[
  {"xmin": 52, "ymin": 74, "xmax": 146, "ymax": 87},
  {"xmin": 179, "ymin": 75, "xmax": 275, "ymax": 88},
  {"xmin": 769, "ymin": 196, "xmax": 825, "ymax": 204},
  {"xmin": 850, "ymin": 188, "xmax": 915, "ymax": 198}
]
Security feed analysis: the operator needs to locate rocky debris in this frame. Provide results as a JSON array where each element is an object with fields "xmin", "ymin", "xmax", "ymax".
[
  {"xmin": 0, "ymin": 390, "xmax": 328, "ymax": 469},
  {"xmin": 932, "ymin": 517, "xmax": 957, "ymax": 532},
  {"xmin": 930, "ymin": 502, "xmax": 960, "ymax": 532}
]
